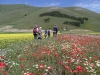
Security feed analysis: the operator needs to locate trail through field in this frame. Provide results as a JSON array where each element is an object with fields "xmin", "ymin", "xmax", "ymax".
[{"xmin": 0, "ymin": 25, "xmax": 32, "ymax": 32}]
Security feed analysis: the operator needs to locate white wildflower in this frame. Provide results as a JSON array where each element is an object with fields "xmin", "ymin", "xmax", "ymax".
[
  {"xmin": 96, "ymin": 60, "xmax": 100, "ymax": 67},
  {"xmin": 46, "ymin": 69, "xmax": 48, "ymax": 72}
]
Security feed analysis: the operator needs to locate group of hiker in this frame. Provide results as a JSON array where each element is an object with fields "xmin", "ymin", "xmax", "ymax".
[{"xmin": 33, "ymin": 24, "xmax": 58, "ymax": 40}]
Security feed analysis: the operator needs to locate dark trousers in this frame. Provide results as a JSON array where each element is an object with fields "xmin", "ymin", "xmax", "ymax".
[
  {"xmin": 48, "ymin": 34, "xmax": 50, "ymax": 37},
  {"xmin": 34, "ymin": 34, "xmax": 38, "ymax": 39}
]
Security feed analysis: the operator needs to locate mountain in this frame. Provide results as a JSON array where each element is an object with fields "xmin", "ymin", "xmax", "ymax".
[{"xmin": 0, "ymin": 4, "xmax": 100, "ymax": 32}]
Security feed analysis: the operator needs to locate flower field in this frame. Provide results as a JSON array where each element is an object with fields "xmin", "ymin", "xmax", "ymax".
[
  {"xmin": 0, "ymin": 34, "xmax": 100, "ymax": 75},
  {"xmin": 0, "ymin": 34, "xmax": 33, "ymax": 49}
]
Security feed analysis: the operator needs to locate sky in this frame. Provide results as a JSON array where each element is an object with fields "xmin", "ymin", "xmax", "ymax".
[{"xmin": 0, "ymin": 0, "xmax": 100, "ymax": 13}]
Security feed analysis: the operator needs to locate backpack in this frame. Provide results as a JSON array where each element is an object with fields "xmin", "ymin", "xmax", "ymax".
[
  {"xmin": 44, "ymin": 30, "xmax": 47, "ymax": 34},
  {"xmin": 48, "ymin": 30, "xmax": 50, "ymax": 34},
  {"xmin": 54, "ymin": 27, "xmax": 58, "ymax": 32},
  {"xmin": 33, "ymin": 28, "xmax": 38, "ymax": 34}
]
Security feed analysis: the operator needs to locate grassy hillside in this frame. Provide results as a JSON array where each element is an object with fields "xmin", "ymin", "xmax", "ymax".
[
  {"xmin": 66, "ymin": 7, "xmax": 100, "ymax": 31},
  {"xmin": 0, "ymin": 4, "xmax": 41, "ymax": 25},
  {"xmin": 0, "ymin": 4, "xmax": 100, "ymax": 32}
]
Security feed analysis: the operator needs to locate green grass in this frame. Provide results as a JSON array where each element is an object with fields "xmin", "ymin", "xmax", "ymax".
[{"xmin": 0, "ymin": 4, "xmax": 100, "ymax": 32}]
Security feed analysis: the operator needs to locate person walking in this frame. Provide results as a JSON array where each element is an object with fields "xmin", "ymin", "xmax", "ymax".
[
  {"xmin": 53, "ymin": 24, "xmax": 58, "ymax": 37},
  {"xmin": 38, "ymin": 27, "xmax": 42, "ymax": 40},
  {"xmin": 44, "ymin": 29, "xmax": 48, "ymax": 38},
  {"xmin": 47, "ymin": 28, "xmax": 51, "ymax": 37},
  {"xmin": 33, "ymin": 25, "xmax": 38, "ymax": 40}
]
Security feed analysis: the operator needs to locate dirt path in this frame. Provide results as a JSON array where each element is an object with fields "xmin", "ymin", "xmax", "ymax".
[{"xmin": 0, "ymin": 25, "xmax": 32, "ymax": 32}]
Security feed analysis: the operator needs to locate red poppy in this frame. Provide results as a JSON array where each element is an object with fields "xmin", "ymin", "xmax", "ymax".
[
  {"xmin": 0, "ymin": 56, "xmax": 5, "ymax": 59},
  {"xmin": 93, "ymin": 56, "xmax": 97, "ymax": 59},
  {"xmin": 20, "ymin": 65, "xmax": 24, "ymax": 69},
  {"xmin": 83, "ymin": 69, "xmax": 87, "ymax": 72},
  {"xmin": 0, "ymin": 62, "xmax": 4, "ymax": 68},
  {"xmin": 88, "ymin": 60, "xmax": 92, "ymax": 63},
  {"xmin": 68, "ymin": 59, "xmax": 72, "ymax": 64},
  {"xmin": 73, "ymin": 70, "xmax": 78, "ymax": 73},
  {"xmin": 19, "ymin": 57, "xmax": 24, "ymax": 61},
  {"xmin": 58, "ymin": 62, "xmax": 62, "ymax": 65},
  {"xmin": 3, "ymin": 71, "xmax": 8, "ymax": 74},
  {"xmin": 76, "ymin": 66, "xmax": 82, "ymax": 72},
  {"xmin": 69, "ymin": 69, "xmax": 73, "ymax": 73},
  {"xmin": 31, "ymin": 53, "xmax": 35, "ymax": 56},
  {"xmin": 29, "ymin": 72, "xmax": 34, "ymax": 75},
  {"xmin": 65, "ymin": 65, "xmax": 70, "ymax": 70}
]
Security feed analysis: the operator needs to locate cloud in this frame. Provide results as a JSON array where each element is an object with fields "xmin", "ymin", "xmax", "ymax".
[
  {"xmin": 35, "ymin": 2, "xmax": 60, "ymax": 7},
  {"xmin": 75, "ymin": 0, "xmax": 100, "ymax": 13},
  {"xmin": 46, "ymin": 3, "xmax": 60, "ymax": 7}
]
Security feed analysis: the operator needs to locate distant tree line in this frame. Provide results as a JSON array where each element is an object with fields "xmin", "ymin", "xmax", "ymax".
[
  {"xmin": 63, "ymin": 21, "xmax": 81, "ymax": 27},
  {"xmin": 39, "ymin": 11, "xmax": 88, "ymax": 27}
]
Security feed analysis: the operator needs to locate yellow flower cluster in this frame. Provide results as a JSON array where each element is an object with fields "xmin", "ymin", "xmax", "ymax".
[{"xmin": 0, "ymin": 33, "xmax": 33, "ymax": 48}]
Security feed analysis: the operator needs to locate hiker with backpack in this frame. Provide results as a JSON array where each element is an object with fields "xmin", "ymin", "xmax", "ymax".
[
  {"xmin": 33, "ymin": 25, "xmax": 39, "ymax": 39},
  {"xmin": 53, "ymin": 24, "xmax": 58, "ymax": 37},
  {"xmin": 47, "ymin": 28, "xmax": 51, "ymax": 37},
  {"xmin": 44, "ymin": 29, "xmax": 48, "ymax": 38}
]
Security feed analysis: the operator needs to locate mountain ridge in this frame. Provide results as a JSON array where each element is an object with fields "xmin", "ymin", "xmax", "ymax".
[{"xmin": 0, "ymin": 4, "xmax": 100, "ymax": 32}]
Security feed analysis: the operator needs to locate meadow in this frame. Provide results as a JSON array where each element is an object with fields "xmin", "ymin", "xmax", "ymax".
[{"xmin": 0, "ymin": 33, "xmax": 100, "ymax": 75}]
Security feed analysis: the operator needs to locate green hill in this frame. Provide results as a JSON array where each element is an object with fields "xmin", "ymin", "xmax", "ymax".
[{"xmin": 0, "ymin": 4, "xmax": 100, "ymax": 32}]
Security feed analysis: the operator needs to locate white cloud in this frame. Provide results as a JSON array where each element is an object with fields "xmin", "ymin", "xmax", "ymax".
[
  {"xmin": 75, "ymin": 0, "xmax": 100, "ymax": 13},
  {"xmin": 46, "ymin": 3, "xmax": 60, "ymax": 7},
  {"xmin": 35, "ymin": 2, "xmax": 60, "ymax": 7}
]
